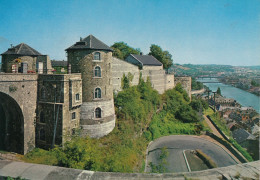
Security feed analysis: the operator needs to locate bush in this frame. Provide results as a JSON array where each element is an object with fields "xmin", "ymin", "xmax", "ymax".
[{"xmin": 195, "ymin": 149, "xmax": 217, "ymax": 168}]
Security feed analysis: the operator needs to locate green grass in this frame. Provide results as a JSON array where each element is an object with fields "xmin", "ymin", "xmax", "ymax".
[{"xmin": 204, "ymin": 108, "xmax": 231, "ymax": 137}]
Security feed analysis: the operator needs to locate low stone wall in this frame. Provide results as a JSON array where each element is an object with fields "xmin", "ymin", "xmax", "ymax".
[{"xmin": 0, "ymin": 160, "xmax": 259, "ymax": 180}]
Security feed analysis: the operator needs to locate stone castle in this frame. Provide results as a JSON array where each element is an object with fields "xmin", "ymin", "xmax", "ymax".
[{"xmin": 0, "ymin": 35, "xmax": 191, "ymax": 154}]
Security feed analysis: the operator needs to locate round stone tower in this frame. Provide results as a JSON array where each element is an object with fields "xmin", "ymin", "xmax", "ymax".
[{"xmin": 66, "ymin": 35, "xmax": 115, "ymax": 138}]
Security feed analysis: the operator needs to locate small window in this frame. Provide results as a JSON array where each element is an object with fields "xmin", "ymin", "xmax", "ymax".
[
  {"xmin": 41, "ymin": 88, "xmax": 46, "ymax": 99},
  {"xmin": 95, "ymin": 107, "xmax": 101, "ymax": 118},
  {"xmin": 94, "ymin": 88, "xmax": 101, "ymax": 99},
  {"xmin": 40, "ymin": 128, "xmax": 45, "ymax": 141},
  {"xmin": 75, "ymin": 93, "xmax": 80, "ymax": 101},
  {"xmin": 94, "ymin": 66, "xmax": 101, "ymax": 77},
  {"xmin": 72, "ymin": 112, "xmax": 76, "ymax": 120},
  {"xmin": 40, "ymin": 112, "xmax": 45, "ymax": 123},
  {"xmin": 94, "ymin": 52, "xmax": 101, "ymax": 60}
]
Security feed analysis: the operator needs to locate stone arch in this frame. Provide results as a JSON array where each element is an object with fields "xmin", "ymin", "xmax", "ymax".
[{"xmin": 0, "ymin": 92, "xmax": 24, "ymax": 154}]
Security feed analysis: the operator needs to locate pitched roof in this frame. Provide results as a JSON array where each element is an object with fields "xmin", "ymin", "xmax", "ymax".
[
  {"xmin": 1, "ymin": 43, "xmax": 42, "ymax": 56},
  {"xmin": 130, "ymin": 54, "xmax": 162, "ymax": 66},
  {"xmin": 232, "ymin": 128, "xmax": 255, "ymax": 143},
  {"xmin": 51, "ymin": 60, "xmax": 67, "ymax": 67},
  {"xmin": 66, "ymin": 35, "xmax": 113, "ymax": 51}
]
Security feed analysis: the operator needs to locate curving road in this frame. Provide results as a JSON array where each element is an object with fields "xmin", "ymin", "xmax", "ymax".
[{"xmin": 145, "ymin": 135, "xmax": 238, "ymax": 173}]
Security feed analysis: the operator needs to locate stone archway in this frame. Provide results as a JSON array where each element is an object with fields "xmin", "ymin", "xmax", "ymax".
[{"xmin": 0, "ymin": 92, "xmax": 24, "ymax": 154}]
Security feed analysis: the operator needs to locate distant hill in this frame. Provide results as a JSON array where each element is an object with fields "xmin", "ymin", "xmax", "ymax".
[{"xmin": 170, "ymin": 64, "xmax": 260, "ymax": 77}]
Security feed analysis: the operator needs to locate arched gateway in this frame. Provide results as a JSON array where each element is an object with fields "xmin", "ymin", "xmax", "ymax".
[{"xmin": 0, "ymin": 92, "xmax": 24, "ymax": 154}]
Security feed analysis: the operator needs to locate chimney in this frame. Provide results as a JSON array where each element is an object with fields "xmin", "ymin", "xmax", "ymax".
[
  {"xmin": 10, "ymin": 44, "xmax": 13, "ymax": 48},
  {"xmin": 80, "ymin": 37, "xmax": 82, "ymax": 41}
]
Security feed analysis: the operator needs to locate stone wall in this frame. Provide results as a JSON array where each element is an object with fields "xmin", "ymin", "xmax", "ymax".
[
  {"xmin": 0, "ymin": 160, "xmax": 259, "ymax": 180},
  {"xmin": 165, "ymin": 74, "xmax": 175, "ymax": 90},
  {"xmin": 37, "ymin": 74, "xmax": 82, "ymax": 149},
  {"xmin": 175, "ymin": 76, "xmax": 192, "ymax": 98},
  {"xmin": 112, "ymin": 58, "xmax": 175, "ymax": 94},
  {"xmin": 112, "ymin": 57, "xmax": 140, "ymax": 92},
  {"xmin": 142, "ymin": 65, "xmax": 163, "ymax": 71},
  {"xmin": 81, "ymin": 118, "xmax": 115, "ymax": 138},
  {"xmin": 1, "ymin": 55, "xmax": 52, "ymax": 74},
  {"xmin": 141, "ymin": 69, "xmax": 166, "ymax": 94},
  {"xmin": 0, "ymin": 74, "xmax": 38, "ymax": 154}
]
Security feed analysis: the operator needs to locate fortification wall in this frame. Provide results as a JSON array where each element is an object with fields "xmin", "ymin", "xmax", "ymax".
[
  {"xmin": 165, "ymin": 74, "xmax": 175, "ymax": 91},
  {"xmin": 112, "ymin": 57, "xmax": 139, "ymax": 92},
  {"xmin": 0, "ymin": 74, "xmax": 38, "ymax": 154},
  {"xmin": 141, "ymin": 69, "xmax": 166, "ymax": 94},
  {"xmin": 175, "ymin": 76, "xmax": 192, "ymax": 98}
]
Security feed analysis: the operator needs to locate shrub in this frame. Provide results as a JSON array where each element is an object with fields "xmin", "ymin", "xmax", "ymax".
[{"xmin": 195, "ymin": 149, "xmax": 217, "ymax": 168}]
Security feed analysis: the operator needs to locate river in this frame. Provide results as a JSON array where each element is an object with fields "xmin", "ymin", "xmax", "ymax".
[{"xmin": 197, "ymin": 78, "xmax": 260, "ymax": 113}]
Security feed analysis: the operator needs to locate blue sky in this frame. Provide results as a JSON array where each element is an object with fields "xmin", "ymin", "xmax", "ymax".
[{"xmin": 0, "ymin": 0, "xmax": 259, "ymax": 66}]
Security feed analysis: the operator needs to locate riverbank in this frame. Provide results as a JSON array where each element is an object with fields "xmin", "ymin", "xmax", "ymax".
[
  {"xmin": 197, "ymin": 78, "xmax": 260, "ymax": 113},
  {"xmin": 218, "ymin": 78, "xmax": 260, "ymax": 97}
]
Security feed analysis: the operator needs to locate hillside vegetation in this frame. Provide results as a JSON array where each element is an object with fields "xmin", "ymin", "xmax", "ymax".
[{"xmin": 23, "ymin": 78, "xmax": 208, "ymax": 172}]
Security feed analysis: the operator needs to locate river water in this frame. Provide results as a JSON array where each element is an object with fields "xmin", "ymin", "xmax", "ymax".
[{"xmin": 197, "ymin": 78, "xmax": 260, "ymax": 113}]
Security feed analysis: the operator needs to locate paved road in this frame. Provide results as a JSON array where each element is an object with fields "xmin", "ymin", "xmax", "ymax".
[{"xmin": 146, "ymin": 135, "xmax": 238, "ymax": 173}]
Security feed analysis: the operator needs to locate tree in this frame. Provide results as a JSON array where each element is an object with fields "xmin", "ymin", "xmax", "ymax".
[
  {"xmin": 111, "ymin": 42, "xmax": 141, "ymax": 60},
  {"xmin": 216, "ymin": 87, "xmax": 221, "ymax": 95},
  {"xmin": 149, "ymin": 44, "xmax": 173, "ymax": 70}
]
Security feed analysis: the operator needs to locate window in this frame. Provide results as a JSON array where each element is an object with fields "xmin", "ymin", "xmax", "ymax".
[
  {"xmin": 39, "ymin": 128, "xmax": 45, "ymax": 141},
  {"xmin": 95, "ymin": 107, "xmax": 101, "ymax": 118},
  {"xmin": 72, "ymin": 112, "xmax": 76, "ymax": 120},
  {"xmin": 40, "ymin": 112, "xmax": 45, "ymax": 123},
  {"xmin": 75, "ymin": 93, "xmax": 80, "ymax": 101},
  {"xmin": 94, "ymin": 88, "xmax": 101, "ymax": 99},
  {"xmin": 41, "ymin": 88, "xmax": 46, "ymax": 99},
  {"xmin": 94, "ymin": 66, "xmax": 101, "ymax": 77},
  {"xmin": 94, "ymin": 52, "xmax": 101, "ymax": 60}
]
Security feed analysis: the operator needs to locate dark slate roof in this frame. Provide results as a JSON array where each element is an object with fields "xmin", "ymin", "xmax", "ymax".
[
  {"xmin": 1, "ymin": 43, "xmax": 42, "ymax": 56},
  {"xmin": 51, "ymin": 60, "xmax": 67, "ymax": 67},
  {"xmin": 232, "ymin": 128, "xmax": 255, "ymax": 143},
  {"xmin": 130, "ymin": 54, "xmax": 162, "ymax": 66},
  {"xmin": 66, "ymin": 35, "xmax": 113, "ymax": 51}
]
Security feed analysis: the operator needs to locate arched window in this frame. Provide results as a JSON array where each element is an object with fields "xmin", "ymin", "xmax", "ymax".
[
  {"xmin": 94, "ymin": 66, "xmax": 101, "ymax": 77},
  {"xmin": 95, "ymin": 107, "xmax": 101, "ymax": 118},
  {"xmin": 94, "ymin": 52, "xmax": 101, "ymax": 60},
  {"xmin": 94, "ymin": 88, "xmax": 101, "ymax": 99},
  {"xmin": 40, "ymin": 128, "xmax": 45, "ymax": 141},
  {"xmin": 40, "ymin": 112, "xmax": 45, "ymax": 123}
]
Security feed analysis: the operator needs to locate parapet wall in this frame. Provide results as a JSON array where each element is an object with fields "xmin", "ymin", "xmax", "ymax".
[{"xmin": 0, "ymin": 160, "xmax": 259, "ymax": 180}]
